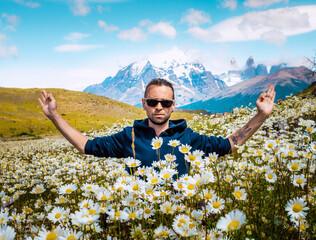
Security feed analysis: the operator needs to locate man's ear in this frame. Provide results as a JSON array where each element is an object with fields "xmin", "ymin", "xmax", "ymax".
[{"xmin": 142, "ymin": 98, "xmax": 146, "ymax": 109}]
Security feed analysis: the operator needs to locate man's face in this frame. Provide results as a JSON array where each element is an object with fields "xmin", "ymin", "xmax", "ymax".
[{"xmin": 142, "ymin": 85, "xmax": 175, "ymax": 125}]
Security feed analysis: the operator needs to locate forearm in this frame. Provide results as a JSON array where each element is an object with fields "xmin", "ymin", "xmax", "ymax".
[
  {"xmin": 228, "ymin": 112, "xmax": 268, "ymax": 153},
  {"xmin": 48, "ymin": 112, "xmax": 88, "ymax": 153}
]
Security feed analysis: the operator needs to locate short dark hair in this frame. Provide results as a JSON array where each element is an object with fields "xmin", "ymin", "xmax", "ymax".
[{"xmin": 144, "ymin": 78, "xmax": 174, "ymax": 99}]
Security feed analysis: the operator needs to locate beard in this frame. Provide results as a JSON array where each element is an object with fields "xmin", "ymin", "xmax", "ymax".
[{"xmin": 148, "ymin": 114, "xmax": 170, "ymax": 125}]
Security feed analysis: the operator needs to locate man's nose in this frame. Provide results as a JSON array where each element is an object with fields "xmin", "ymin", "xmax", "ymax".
[{"xmin": 156, "ymin": 102, "xmax": 163, "ymax": 110}]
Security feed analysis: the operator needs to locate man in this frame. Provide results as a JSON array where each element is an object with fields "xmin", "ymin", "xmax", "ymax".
[{"xmin": 38, "ymin": 78, "xmax": 276, "ymax": 176}]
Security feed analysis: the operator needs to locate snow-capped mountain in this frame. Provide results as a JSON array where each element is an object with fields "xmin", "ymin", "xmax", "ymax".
[
  {"xmin": 181, "ymin": 66, "xmax": 316, "ymax": 113},
  {"xmin": 215, "ymin": 56, "xmax": 290, "ymax": 87},
  {"xmin": 83, "ymin": 58, "xmax": 226, "ymax": 106}
]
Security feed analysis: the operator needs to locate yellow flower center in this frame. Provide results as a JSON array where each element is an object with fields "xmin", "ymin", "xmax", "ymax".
[
  {"xmin": 181, "ymin": 148, "xmax": 188, "ymax": 153},
  {"xmin": 267, "ymin": 143, "xmax": 274, "ymax": 148},
  {"xmin": 101, "ymin": 196, "xmax": 107, "ymax": 200},
  {"xmin": 187, "ymin": 184, "xmax": 195, "ymax": 190},
  {"xmin": 188, "ymin": 155, "xmax": 196, "ymax": 161},
  {"xmin": 89, "ymin": 209, "xmax": 96, "ymax": 215},
  {"xmin": 163, "ymin": 174, "xmax": 170, "ymax": 179},
  {"xmin": 114, "ymin": 212, "xmax": 120, "ymax": 217},
  {"xmin": 83, "ymin": 203, "xmax": 90, "ymax": 208},
  {"xmin": 130, "ymin": 163, "xmax": 137, "ymax": 167},
  {"xmin": 65, "ymin": 189, "xmax": 72, "ymax": 193},
  {"xmin": 268, "ymin": 174, "xmax": 273, "ymax": 180},
  {"xmin": 154, "ymin": 142, "xmax": 161, "ymax": 148},
  {"xmin": 129, "ymin": 212, "xmax": 136, "ymax": 218},
  {"xmin": 55, "ymin": 213, "xmax": 61, "ymax": 219},
  {"xmin": 204, "ymin": 193, "xmax": 213, "ymax": 199},
  {"xmin": 132, "ymin": 185, "xmax": 139, "ymax": 191},
  {"xmin": 46, "ymin": 232, "xmax": 58, "ymax": 240},
  {"xmin": 144, "ymin": 209, "xmax": 151, "ymax": 214},
  {"xmin": 213, "ymin": 202, "xmax": 221, "ymax": 209},
  {"xmin": 179, "ymin": 219, "xmax": 186, "ymax": 223},
  {"xmin": 234, "ymin": 192, "xmax": 242, "ymax": 199},
  {"xmin": 292, "ymin": 204, "xmax": 302, "ymax": 213},
  {"xmin": 291, "ymin": 164, "xmax": 299, "ymax": 171},
  {"xmin": 151, "ymin": 179, "xmax": 158, "ymax": 184},
  {"xmin": 296, "ymin": 179, "xmax": 303, "ymax": 184},
  {"xmin": 67, "ymin": 236, "xmax": 76, "ymax": 240},
  {"xmin": 228, "ymin": 221, "xmax": 240, "ymax": 230}
]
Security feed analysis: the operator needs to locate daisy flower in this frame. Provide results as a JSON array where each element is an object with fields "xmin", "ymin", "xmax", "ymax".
[
  {"xmin": 285, "ymin": 197, "xmax": 309, "ymax": 219},
  {"xmin": 216, "ymin": 209, "xmax": 246, "ymax": 231},
  {"xmin": 168, "ymin": 139, "xmax": 180, "ymax": 147},
  {"xmin": 310, "ymin": 142, "xmax": 316, "ymax": 152},
  {"xmin": 59, "ymin": 228, "xmax": 83, "ymax": 240},
  {"xmin": 35, "ymin": 227, "xmax": 62, "ymax": 240},
  {"xmin": 201, "ymin": 189, "xmax": 217, "ymax": 202},
  {"xmin": 154, "ymin": 225, "xmax": 176, "ymax": 239},
  {"xmin": 152, "ymin": 137, "xmax": 163, "ymax": 149},
  {"xmin": 210, "ymin": 197, "xmax": 225, "ymax": 214},
  {"xmin": 164, "ymin": 154, "xmax": 177, "ymax": 162},
  {"xmin": 47, "ymin": 207, "xmax": 68, "ymax": 223},
  {"xmin": 264, "ymin": 140, "xmax": 277, "ymax": 151},
  {"xmin": 125, "ymin": 157, "xmax": 141, "ymax": 168},
  {"xmin": 292, "ymin": 174, "xmax": 307, "ymax": 188},
  {"xmin": 160, "ymin": 167, "xmax": 178, "ymax": 181},
  {"xmin": 142, "ymin": 203, "xmax": 156, "ymax": 219},
  {"xmin": 160, "ymin": 201, "xmax": 176, "ymax": 214},
  {"xmin": 179, "ymin": 144, "xmax": 192, "ymax": 154},
  {"xmin": 287, "ymin": 160, "xmax": 302, "ymax": 172},
  {"xmin": 265, "ymin": 171, "xmax": 277, "ymax": 183},
  {"xmin": 233, "ymin": 187, "xmax": 247, "ymax": 201},
  {"xmin": 31, "ymin": 184, "xmax": 45, "ymax": 194},
  {"xmin": 0, "ymin": 225, "xmax": 16, "ymax": 240},
  {"xmin": 59, "ymin": 184, "xmax": 77, "ymax": 195}
]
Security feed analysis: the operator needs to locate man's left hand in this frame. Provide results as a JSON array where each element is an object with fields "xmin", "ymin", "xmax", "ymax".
[{"xmin": 255, "ymin": 85, "xmax": 276, "ymax": 118}]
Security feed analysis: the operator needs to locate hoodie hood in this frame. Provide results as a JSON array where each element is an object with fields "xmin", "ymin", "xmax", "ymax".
[{"xmin": 133, "ymin": 118, "xmax": 187, "ymax": 135}]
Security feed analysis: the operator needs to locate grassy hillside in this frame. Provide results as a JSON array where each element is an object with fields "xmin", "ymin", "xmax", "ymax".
[{"xmin": 0, "ymin": 87, "xmax": 196, "ymax": 139}]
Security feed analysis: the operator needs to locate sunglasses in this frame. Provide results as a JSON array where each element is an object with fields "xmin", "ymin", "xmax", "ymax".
[{"xmin": 144, "ymin": 98, "xmax": 174, "ymax": 108}]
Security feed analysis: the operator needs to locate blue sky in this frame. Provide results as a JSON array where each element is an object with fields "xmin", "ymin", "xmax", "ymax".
[{"xmin": 0, "ymin": 0, "xmax": 316, "ymax": 90}]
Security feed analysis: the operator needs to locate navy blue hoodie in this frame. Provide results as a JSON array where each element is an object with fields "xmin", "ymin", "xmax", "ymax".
[{"xmin": 84, "ymin": 119, "xmax": 231, "ymax": 176}]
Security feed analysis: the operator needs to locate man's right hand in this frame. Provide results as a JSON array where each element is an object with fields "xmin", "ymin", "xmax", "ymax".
[
  {"xmin": 37, "ymin": 89, "xmax": 88, "ymax": 153},
  {"xmin": 38, "ymin": 89, "xmax": 58, "ymax": 119}
]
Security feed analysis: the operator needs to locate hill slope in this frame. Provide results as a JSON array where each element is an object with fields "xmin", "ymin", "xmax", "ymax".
[{"xmin": 0, "ymin": 88, "xmax": 147, "ymax": 138}]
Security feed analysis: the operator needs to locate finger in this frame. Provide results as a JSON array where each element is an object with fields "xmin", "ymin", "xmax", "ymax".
[
  {"xmin": 49, "ymin": 93, "xmax": 55, "ymax": 101},
  {"xmin": 37, "ymin": 97, "xmax": 44, "ymax": 107},
  {"xmin": 271, "ymin": 90, "xmax": 276, "ymax": 102},
  {"xmin": 267, "ymin": 85, "xmax": 274, "ymax": 96},
  {"xmin": 41, "ymin": 91, "xmax": 46, "ymax": 103}
]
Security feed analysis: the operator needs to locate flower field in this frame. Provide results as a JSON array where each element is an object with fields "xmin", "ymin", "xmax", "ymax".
[{"xmin": 0, "ymin": 95, "xmax": 315, "ymax": 240}]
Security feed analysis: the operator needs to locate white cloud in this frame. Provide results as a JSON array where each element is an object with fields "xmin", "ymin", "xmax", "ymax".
[
  {"xmin": 54, "ymin": 44, "xmax": 104, "ymax": 52},
  {"xmin": 261, "ymin": 30, "xmax": 287, "ymax": 45},
  {"xmin": 14, "ymin": 0, "xmax": 40, "ymax": 8},
  {"xmin": 64, "ymin": 32, "xmax": 90, "ymax": 42},
  {"xmin": 148, "ymin": 22, "xmax": 176, "ymax": 39},
  {"xmin": 118, "ymin": 27, "xmax": 147, "ymax": 42},
  {"xmin": 186, "ymin": 5, "xmax": 316, "ymax": 44},
  {"xmin": 244, "ymin": 0, "xmax": 289, "ymax": 8},
  {"xmin": 181, "ymin": 9, "xmax": 211, "ymax": 26},
  {"xmin": 98, "ymin": 20, "xmax": 119, "ymax": 32},
  {"xmin": 187, "ymin": 27, "xmax": 221, "ymax": 42},
  {"xmin": 0, "ymin": 33, "xmax": 18, "ymax": 58},
  {"xmin": 71, "ymin": 0, "xmax": 90, "ymax": 16},
  {"xmin": 1, "ymin": 13, "xmax": 20, "ymax": 27},
  {"xmin": 221, "ymin": 0, "xmax": 238, "ymax": 10}
]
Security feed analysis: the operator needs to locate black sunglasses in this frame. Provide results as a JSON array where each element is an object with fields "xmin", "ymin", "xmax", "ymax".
[{"xmin": 144, "ymin": 98, "xmax": 174, "ymax": 108}]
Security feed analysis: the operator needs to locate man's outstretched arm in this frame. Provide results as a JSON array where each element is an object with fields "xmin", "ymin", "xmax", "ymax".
[
  {"xmin": 228, "ymin": 85, "xmax": 276, "ymax": 153},
  {"xmin": 38, "ymin": 90, "xmax": 88, "ymax": 153}
]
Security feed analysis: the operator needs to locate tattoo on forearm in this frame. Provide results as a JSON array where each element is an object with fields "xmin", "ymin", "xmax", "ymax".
[{"xmin": 231, "ymin": 125, "xmax": 252, "ymax": 145}]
